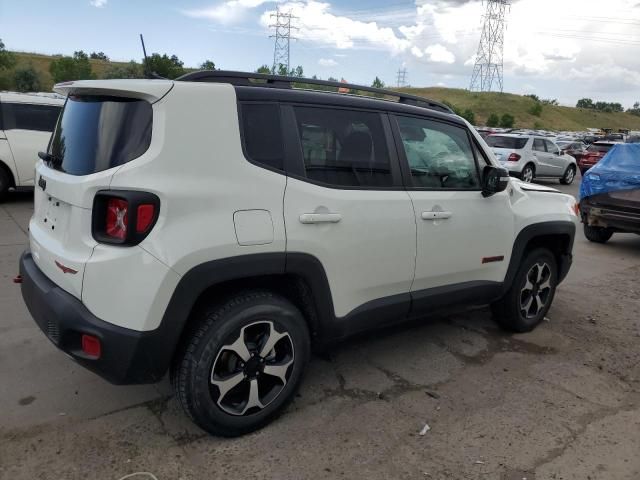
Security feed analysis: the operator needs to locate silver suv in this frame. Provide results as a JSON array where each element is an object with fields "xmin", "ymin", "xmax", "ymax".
[{"xmin": 486, "ymin": 134, "xmax": 577, "ymax": 184}]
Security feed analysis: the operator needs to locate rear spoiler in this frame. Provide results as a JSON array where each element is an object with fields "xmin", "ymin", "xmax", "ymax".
[{"xmin": 53, "ymin": 79, "xmax": 174, "ymax": 103}]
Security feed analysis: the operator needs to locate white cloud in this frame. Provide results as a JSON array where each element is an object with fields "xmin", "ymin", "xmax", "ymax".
[
  {"xmin": 411, "ymin": 46, "xmax": 424, "ymax": 58},
  {"xmin": 424, "ymin": 44, "xmax": 455, "ymax": 64},
  {"xmin": 183, "ymin": 0, "xmax": 273, "ymax": 24},
  {"xmin": 89, "ymin": 0, "xmax": 107, "ymax": 7},
  {"xmin": 318, "ymin": 58, "xmax": 338, "ymax": 67}
]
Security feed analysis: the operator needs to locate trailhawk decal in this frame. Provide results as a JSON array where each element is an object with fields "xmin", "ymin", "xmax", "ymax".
[{"xmin": 55, "ymin": 260, "xmax": 78, "ymax": 275}]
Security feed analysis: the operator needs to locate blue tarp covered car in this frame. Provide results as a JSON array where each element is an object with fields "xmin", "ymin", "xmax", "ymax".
[{"xmin": 579, "ymin": 143, "xmax": 640, "ymax": 243}]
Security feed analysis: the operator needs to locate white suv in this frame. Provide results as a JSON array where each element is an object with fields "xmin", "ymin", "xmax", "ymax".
[
  {"xmin": 0, "ymin": 92, "xmax": 64, "ymax": 199},
  {"xmin": 486, "ymin": 134, "xmax": 578, "ymax": 184},
  {"xmin": 19, "ymin": 73, "xmax": 578, "ymax": 436}
]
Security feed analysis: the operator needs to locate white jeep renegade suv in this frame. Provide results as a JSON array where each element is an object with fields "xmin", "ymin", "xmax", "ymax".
[
  {"xmin": 19, "ymin": 72, "xmax": 578, "ymax": 436},
  {"xmin": 0, "ymin": 92, "xmax": 63, "ymax": 199}
]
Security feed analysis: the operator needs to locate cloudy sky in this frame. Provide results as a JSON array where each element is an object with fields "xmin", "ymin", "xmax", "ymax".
[{"xmin": 1, "ymin": 0, "xmax": 640, "ymax": 106}]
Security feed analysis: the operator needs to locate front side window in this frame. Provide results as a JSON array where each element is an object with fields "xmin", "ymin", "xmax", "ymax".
[
  {"xmin": 2, "ymin": 103, "xmax": 60, "ymax": 132},
  {"xmin": 240, "ymin": 103, "xmax": 284, "ymax": 171},
  {"xmin": 293, "ymin": 106, "xmax": 393, "ymax": 188},
  {"xmin": 533, "ymin": 138, "xmax": 546, "ymax": 152},
  {"xmin": 545, "ymin": 140, "xmax": 559, "ymax": 155},
  {"xmin": 396, "ymin": 115, "xmax": 481, "ymax": 190}
]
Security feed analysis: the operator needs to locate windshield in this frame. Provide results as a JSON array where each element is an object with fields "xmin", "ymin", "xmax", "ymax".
[
  {"xmin": 587, "ymin": 144, "xmax": 613, "ymax": 154},
  {"xmin": 485, "ymin": 136, "xmax": 528, "ymax": 149},
  {"xmin": 48, "ymin": 95, "xmax": 152, "ymax": 176}
]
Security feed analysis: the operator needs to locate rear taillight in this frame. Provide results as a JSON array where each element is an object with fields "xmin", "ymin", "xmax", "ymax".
[
  {"xmin": 507, "ymin": 153, "xmax": 521, "ymax": 162},
  {"xmin": 93, "ymin": 191, "xmax": 160, "ymax": 246}
]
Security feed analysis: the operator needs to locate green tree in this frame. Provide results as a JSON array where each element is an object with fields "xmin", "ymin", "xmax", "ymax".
[
  {"xmin": 529, "ymin": 102, "xmax": 543, "ymax": 117},
  {"xmin": 0, "ymin": 38, "xmax": 16, "ymax": 70},
  {"xmin": 103, "ymin": 61, "xmax": 143, "ymax": 79},
  {"xmin": 14, "ymin": 64, "xmax": 41, "ymax": 92},
  {"xmin": 500, "ymin": 113, "xmax": 515, "ymax": 128},
  {"xmin": 371, "ymin": 76, "xmax": 385, "ymax": 89},
  {"xmin": 576, "ymin": 98, "xmax": 594, "ymax": 109},
  {"xmin": 628, "ymin": 102, "xmax": 640, "ymax": 117},
  {"xmin": 487, "ymin": 113, "xmax": 500, "ymax": 127},
  {"xmin": 90, "ymin": 51, "xmax": 109, "ymax": 61},
  {"xmin": 49, "ymin": 51, "xmax": 94, "ymax": 82},
  {"xmin": 256, "ymin": 65, "xmax": 271, "ymax": 74},
  {"xmin": 200, "ymin": 60, "xmax": 216, "ymax": 70},
  {"xmin": 525, "ymin": 94, "xmax": 539, "ymax": 102},
  {"xmin": 541, "ymin": 98, "xmax": 558, "ymax": 106},
  {"xmin": 461, "ymin": 109, "xmax": 475, "ymax": 125},
  {"xmin": 144, "ymin": 53, "xmax": 184, "ymax": 79}
]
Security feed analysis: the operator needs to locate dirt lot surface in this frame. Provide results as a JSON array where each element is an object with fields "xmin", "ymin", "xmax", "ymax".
[{"xmin": 1, "ymin": 181, "xmax": 639, "ymax": 480}]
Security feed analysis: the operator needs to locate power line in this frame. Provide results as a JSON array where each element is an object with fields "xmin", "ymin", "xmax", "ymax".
[
  {"xmin": 396, "ymin": 67, "xmax": 408, "ymax": 87},
  {"xmin": 269, "ymin": 9, "xmax": 298, "ymax": 74},
  {"xmin": 470, "ymin": 0, "xmax": 511, "ymax": 93}
]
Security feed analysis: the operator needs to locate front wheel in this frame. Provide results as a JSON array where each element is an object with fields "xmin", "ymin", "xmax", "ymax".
[
  {"xmin": 492, "ymin": 248, "xmax": 558, "ymax": 333},
  {"xmin": 520, "ymin": 164, "xmax": 535, "ymax": 183},
  {"xmin": 560, "ymin": 165, "xmax": 576, "ymax": 185},
  {"xmin": 584, "ymin": 224, "xmax": 613, "ymax": 244},
  {"xmin": 172, "ymin": 291, "xmax": 310, "ymax": 437}
]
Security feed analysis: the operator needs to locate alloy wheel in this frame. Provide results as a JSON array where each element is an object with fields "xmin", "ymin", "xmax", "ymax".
[
  {"xmin": 210, "ymin": 321, "xmax": 294, "ymax": 416},
  {"xmin": 519, "ymin": 262, "xmax": 552, "ymax": 319},
  {"xmin": 564, "ymin": 168, "xmax": 575, "ymax": 184},
  {"xmin": 522, "ymin": 167, "xmax": 534, "ymax": 183}
]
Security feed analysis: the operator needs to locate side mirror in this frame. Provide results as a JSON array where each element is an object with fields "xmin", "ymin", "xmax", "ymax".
[{"xmin": 482, "ymin": 165, "xmax": 510, "ymax": 198}]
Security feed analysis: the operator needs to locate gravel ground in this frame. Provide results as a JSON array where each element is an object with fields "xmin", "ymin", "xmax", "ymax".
[{"xmin": 1, "ymin": 180, "xmax": 639, "ymax": 480}]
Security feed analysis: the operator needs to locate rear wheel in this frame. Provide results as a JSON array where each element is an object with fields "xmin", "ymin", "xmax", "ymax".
[
  {"xmin": 560, "ymin": 165, "xmax": 576, "ymax": 185},
  {"xmin": 172, "ymin": 290, "xmax": 310, "ymax": 437},
  {"xmin": 0, "ymin": 168, "xmax": 10, "ymax": 202},
  {"xmin": 492, "ymin": 248, "xmax": 557, "ymax": 333},
  {"xmin": 520, "ymin": 164, "xmax": 535, "ymax": 183},
  {"xmin": 584, "ymin": 224, "xmax": 613, "ymax": 244}
]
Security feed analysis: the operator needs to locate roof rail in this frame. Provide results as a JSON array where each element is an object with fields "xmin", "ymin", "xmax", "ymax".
[{"xmin": 176, "ymin": 70, "xmax": 454, "ymax": 115}]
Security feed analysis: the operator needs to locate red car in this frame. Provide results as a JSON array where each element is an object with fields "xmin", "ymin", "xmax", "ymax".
[
  {"xmin": 557, "ymin": 140, "xmax": 587, "ymax": 163},
  {"xmin": 578, "ymin": 142, "xmax": 618, "ymax": 175}
]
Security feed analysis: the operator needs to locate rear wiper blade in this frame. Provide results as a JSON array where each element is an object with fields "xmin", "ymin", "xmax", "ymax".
[{"xmin": 38, "ymin": 151, "xmax": 62, "ymax": 167}]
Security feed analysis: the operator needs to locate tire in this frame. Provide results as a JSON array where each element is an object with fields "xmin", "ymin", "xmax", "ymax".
[
  {"xmin": 560, "ymin": 165, "xmax": 576, "ymax": 185},
  {"xmin": 520, "ymin": 164, "xmax": 535, "ymax": 183},
  {"xmin": 492, "ymin": 248, "xmax": 558, "ymax": 333},
  {"xmin": 584, "ymin": 224, "xmax": 613, "ymax": 244},
  {"xmin": 0, "ymin": 168, "xmax": 10, "ymax": 202},
  {"xmin": 172, "ymin": 290, "xmax": 310, "ymax": 437}
]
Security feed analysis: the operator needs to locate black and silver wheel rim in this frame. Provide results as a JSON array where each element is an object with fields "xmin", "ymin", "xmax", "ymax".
[
  {"xmin": 522, "ymin": 167, "xmax": 534, "ymax": 183},
  {"xmin": 210, "ymin": 321, "xmax": 294, "ymax": 416},
  {"xmin": 520, "ymin": 262, "xmax": 552, "ymax": 319},
  {"xmin": 564, "ymin": 168, "xmax": 575, "ymax": 183}
]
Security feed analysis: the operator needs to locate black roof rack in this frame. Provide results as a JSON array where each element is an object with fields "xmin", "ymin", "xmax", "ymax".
[{"xmin": 176, "ymin": 70, "xmax": 454, "ymax": 115}]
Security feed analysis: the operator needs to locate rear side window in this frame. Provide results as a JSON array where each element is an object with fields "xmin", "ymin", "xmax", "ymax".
[
  {"xmin": 48, "ymin": 95, "xmax": 152, "ymax": 176},
  {"xmin": 396, "ymin": 116, "xmax": 481, "ymax": 190},
  {"xmin": 293, "ymin": 106, "xmax": 392, "ymax": 188},
  {"xmin": 2, "ymin": 103, "xmax": 60, "ymax": 132},
  {"xmin": 240, "ymin": 103, "xmax": 284, "ymax": 171},
  {"xmin": 485, "ymin": 136, "xmax": 528, "ymax": 150}
]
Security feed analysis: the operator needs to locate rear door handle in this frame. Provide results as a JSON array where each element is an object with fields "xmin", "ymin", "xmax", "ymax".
[
  {"xmin": 421, "ymin": 211, "xmax": 453, "ymax": 221},
  {"xmin": 299, "ymin": 213, "xmax": 342, "ymax": 224}
]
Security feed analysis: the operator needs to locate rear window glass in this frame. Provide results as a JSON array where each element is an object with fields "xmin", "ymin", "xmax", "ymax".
[
  {"xmin": 2, "ymin": 103, "xmax": 61, "ymax": 132},
  {"xmin": 48, "ymin": 95, "xmax": 152, "ymax": 175},
  {"xmin": 485, "ymin": 136, "xmax": 527, "ymax": 150},
  {"xmin": 587, "ymin": 144, "xmax": 613, "ymax": 153}
]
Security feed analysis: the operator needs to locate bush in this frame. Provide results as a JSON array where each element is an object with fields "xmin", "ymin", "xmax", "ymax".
[
  {"xmin": 500, "ymin": 113, "xmax": 515, "ymax": 129},
  {"xmin": 103, "ymin": 61, "xmax": 143, "ymax": 79},
  {"xmin": 529, "ymin": 102, "xmax": 543, "ymax": 117},
  {"xmin": 49, "ymin": 51, "xmax": 94, "ymax": 82},
  {"xmin": 461, "ymin": 109, "xmax": 475, "ymax": 124},
  {"xmin": 14, "ymin": 65, "xmax": 41, "ymax": 92},
  {"xmin": 486, "ymin": 113, "xmax": 500, "ymax": 127}
]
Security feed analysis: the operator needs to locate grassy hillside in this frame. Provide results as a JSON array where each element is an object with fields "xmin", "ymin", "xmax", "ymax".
[
  {"xmin": 399, "ymin": 87, "xmax": 640, "ymax": 131},
  {"xmin": 5, "ymin": 52, "xmax": 639, "ymax": 132}
]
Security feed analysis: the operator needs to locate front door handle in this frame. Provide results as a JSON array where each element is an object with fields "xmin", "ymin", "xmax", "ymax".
[
  {"xmin": 422, "ymin": 211, "xmax": 453, "ymax": 221},
  {"xmin": 299, "ymin": 213, "xmax": 343, "ymax": 224}
]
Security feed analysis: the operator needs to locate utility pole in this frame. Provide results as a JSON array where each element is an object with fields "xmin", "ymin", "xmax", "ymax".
[
  {"xmin": 269, "ymin": 9, "xmax": 298, "ymax": 74},
  {"xmin": 469, "ymin": 0, "xmax": 510, "ymax": 92},
  {"xmin": 396, "ymin": 67, "xmax": 408, "ymax": 88}
]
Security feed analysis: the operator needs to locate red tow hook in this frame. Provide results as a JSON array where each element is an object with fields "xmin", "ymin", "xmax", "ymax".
[{"xmin": 13, "ymin": 275, "xmax": 23, "ymax": 284}]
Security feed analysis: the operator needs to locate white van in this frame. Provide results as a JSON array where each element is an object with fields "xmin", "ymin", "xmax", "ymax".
[{"xmin": 0, "ymin": 92, "xmax": 64, "ymax": 199}]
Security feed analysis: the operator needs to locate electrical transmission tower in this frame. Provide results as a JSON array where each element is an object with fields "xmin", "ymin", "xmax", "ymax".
[
  {"xmin": 396, "ymin": 67, "xmax": 408, "ymax": 88},
  {"xmin": 269, "ymin": 9, "xmax": 298, "ymax": 74},
  {"xmin": 469, "ymin": 0, "xmax": 510, "ymax": 93}
]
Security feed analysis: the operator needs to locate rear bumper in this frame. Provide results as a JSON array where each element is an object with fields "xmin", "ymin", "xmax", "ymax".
[
  {"xmin": 581, "ymin": 194, "xmax": 640, "ymax": 234},
  {"xmin": 19, "ymin": 250, "xmax": 168, "ymax": 385}
]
